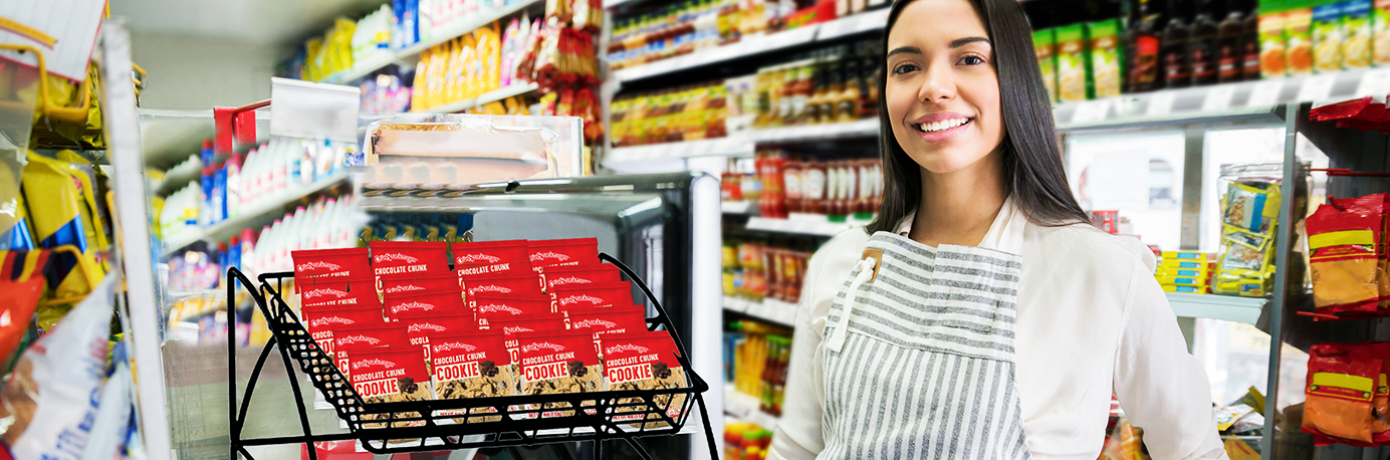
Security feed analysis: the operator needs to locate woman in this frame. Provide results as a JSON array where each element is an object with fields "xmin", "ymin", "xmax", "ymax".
[{"xmin": 768, "ymin": 0, "xmax": 1226, "ymax": 458}]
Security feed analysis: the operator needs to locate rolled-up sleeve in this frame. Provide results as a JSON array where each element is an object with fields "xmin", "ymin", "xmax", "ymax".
[{"xmin": 1113, "ymin": 254, "xmax": 1227, "ymax": 460}]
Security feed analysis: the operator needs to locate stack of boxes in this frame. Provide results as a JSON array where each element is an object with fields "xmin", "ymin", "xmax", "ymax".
[{"xmin": 1157, "ymin": 251, "xmax": 1215, "ymax": 294}]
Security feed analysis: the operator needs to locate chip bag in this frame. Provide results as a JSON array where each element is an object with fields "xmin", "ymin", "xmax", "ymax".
[
  {"xmin": 0, "ymin": 250, "xmax": 50, "ymax": 361},
  {"xmin": 1308, "ymin": 198, "xmax": 1382, "ymax": 314},
  {"xmin": 430, "ymin": 331, "xmax": 514, "ymax": 423},
  {"xmin": 603, "ymin": 331, "xmax": 689, "ymax": 428},
  {"xmin": 1304, "ymin": 343, "xmax": 1380, "ymax": 442},
  {"xmin": 22, "ymin": 154, "xmax": 109, "ymax": 301},
  {"xmin": 518, "ymin": 331, "xmax": 604, "ymax": 418},
  {"xmin": 1356, "ymin": 341, "xmax": 1390, "ymax": 437}
]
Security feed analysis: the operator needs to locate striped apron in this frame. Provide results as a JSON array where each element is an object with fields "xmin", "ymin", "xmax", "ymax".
[{"xmin": 818, "ymin": 231, "xmax": 1030, "ymax": 459}]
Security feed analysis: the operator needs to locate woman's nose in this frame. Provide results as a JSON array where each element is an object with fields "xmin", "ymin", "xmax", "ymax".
[{"xmin": 916, "ymin": 64, "xmax": 956, "ymax": 104}]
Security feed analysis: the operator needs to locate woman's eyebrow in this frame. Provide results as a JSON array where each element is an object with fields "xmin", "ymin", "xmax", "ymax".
[
  {"xmin": 950, "ymin": 36, "xmax": 991, "ymax": 48},
  {"xmin": 887, "ymin": 46, "xmax": 922, "ymax": 57}
]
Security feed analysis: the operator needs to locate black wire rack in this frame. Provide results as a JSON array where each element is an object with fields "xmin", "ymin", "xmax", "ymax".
[{"xmin": 226, "ymin": 253, "xmax": 718, "ymax": 459}]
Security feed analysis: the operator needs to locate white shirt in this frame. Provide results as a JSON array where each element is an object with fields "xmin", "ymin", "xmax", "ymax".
[{"xmin": 769, "ymin": 198, "xmax": 1228, "ymax": 460}]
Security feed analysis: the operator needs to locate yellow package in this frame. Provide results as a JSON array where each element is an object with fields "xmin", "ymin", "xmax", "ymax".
[
  {"xmin": 1158, "ymin": 274, "xmax": 1211, "ymax": 287},
  {"xmin": 1163, "ymin": 284, "xmax": 1210, "ymax": 293},
  {"xmin": 0, "ymin": 153, "xmax": 32, "ymax": 250},
  {"xmin": 21, "ymin": 153, "xmax": 108, "ymax": 300},
  {"xmin": 1157, "ymin": 266, "xmax": 1212, "ymax": 279},
  {"xmin": 1223, "ymin": 437, "xmax": 1260, "ymax": 460},
  {"xmin": 1223, "ymin": 182, "xmax": 1282, "ymax": 233},
  {"xmin": 1161, "ymin": 250, "xmax": 1208, "ymax": 262},
  {"xmin": 412, "ymin": 48, "xmax": 430, "ymax": 110},
  {"xmin": 1159, "ymin": 258, "xmax": 1213, "ymax": 270},
  {"xmin": 475, "ymin": 22, "xmax": 502, "ymax": 94},
  {"xmin": 456, "ymin": 34, "xmax": 477, "ymax": 100}
]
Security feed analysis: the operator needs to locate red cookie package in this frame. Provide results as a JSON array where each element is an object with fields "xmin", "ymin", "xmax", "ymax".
[
  {"xmin": 517, "ymin": 331, "xmax": 605, "ymax": 418},
  {"xmin": 349, "ymin": 349, "xmax": 433, "ymax": 430},
  {"xmin": 370, "ymin": 241, "xmax": 450, "ymax": 292},
  {"xmin": 461, "ymin": 272, "xmax": 543, "ymax": 311},
  {"xmin": 430, "ymin": 332, "xmax": 515, "ymax": 423},
  {"xmin": 602, "ymin": 331, "xmax": 689, "ymax": 427},
  {"xmin": 332, "ymin": 324, "xmax": 410, "ymax": 381},
  {"xmin": 380, "ymin": 273, "xmax": 461, "ymax": 297},
  {"xmin": 566, "ymin": 304, "xmax": 649, "ymax": 354},
  {"xmin": 400, "ymin": 312, "xmax": 476, "ymax": 363},
  {"xmin": 293, "ymin": 247, "xmax": 371, "ymax": 281},
  {"xmin": 553, "ymin": 281, "xmax": 636, "ymax": 312},
  {"xmin": 452, "ymin": 240, "xmax": 532, "ymax": 278},
  {"xmin": 528, "ymin": 237, "xmax": 599, "ymax": 272},
  {"xmin": 384, "ymin": 289, "xmax": 467, "ymax": 322},
  {"xmin": 542, "ymin": 263, "xmax": 622, "ymax": 295},
  {"xmin": 473, "ymin": 293, "xmax": 554, "ymax": 328}
]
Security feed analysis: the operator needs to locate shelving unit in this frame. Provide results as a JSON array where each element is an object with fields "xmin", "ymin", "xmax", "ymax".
[
  {"xmin": 744, "ymin": 215, "xmax": 872, "ymax": 238},
  {"xmin": 161, "ymin": 171, "xmax": 349, "ymax": 256},
  {"xmin": 1164, "ymin": 293, "xmax": 1266, "ymax": 325},
  {"xmin": 411, "ymin": 82, "xmax": 539, "ymax": 114},
  {"xmin": 721, "ymin": 200, "xmax": 757, "ymax": 215},
  {"xmin": 724, "ymin": 384, "xmax": 780, "ymax": 431},
  {"xmin": 318, "ymin": 0, "xmax": 544, "ymax": 85},
  {"xmin": 724, "ymin": 296, "xmax": 797, "ymax": 327}
]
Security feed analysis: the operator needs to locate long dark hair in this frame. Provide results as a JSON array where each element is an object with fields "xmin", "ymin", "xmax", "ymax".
[{"xmin": 865, "ymin": 0, "xmax": 1091, "ymax": 234}]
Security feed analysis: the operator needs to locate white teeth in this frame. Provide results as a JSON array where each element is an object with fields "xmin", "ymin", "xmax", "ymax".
[{"xmin": 918, "ymin": 118, "xmax": 969, "ymax": 132}]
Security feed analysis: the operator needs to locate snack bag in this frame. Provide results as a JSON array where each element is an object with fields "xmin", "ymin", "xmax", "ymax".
[
  {"xmin": 22, "ymin": 154, "xmax": 109, "ymax": 302},
  {"xmin": 401, "ymin": 313, "xmax": 476, "ymax": 365},
  {"xmin": 1357, "ymin": 342, "xmax": 1390, "ymax": 436},
  {"xmin": 528, "ymin": 237, "xmax": 599, "ymax": 272},
  {"xmin": 1346, "ymin": 0, "xmax": 1374, "ymax": 68},
  {"xmin": 493, "ymin": 315, "xmax": 568, "ymax": 380},
  {"xmin": 1054, "ymin": 24, "xmax": 1088, "ymax": 103},
  {"xmin": 349, "ymin": 349, "xmax": 433, "ymax": 433},
  {"xmin": 553, "ymin": 281, "xmax": 637, "ymax": 312},
  {"xmin": 1262, "ymin": 0, "xmax": 1290, "ymax": 76},
  {"xmin": 292, "ymin": 247, "xmax": 371, "ymax": 280},
  {"xmin": 333, "ymin": 325, "xmax": 410, "ymax": 381},
  {"xmin": 430, "ymin": 331, "xmax": 514, "ymax": 423},
  {"xmin": 1307, "ymin": 199, "xmax": 1381, "ymax": 313},
  {"xmin": 1311, "ymin": 0, "xmax": 1344, "ymax": 72},
  {"xmin": 1331, "ymin": 193, "xmax": 1390, "ymax": 310},
  {"xmin": 461, "ymin": 272, "xmax": 543, "ymax": 311},
  {"xmin": 1287, "ymin": 0, "xmax": 1316, "ymax": 75},
  {"xmin": 0, "ymin": 276, "xmax": 114, "ymax": 458},
  {"xmin": 474, "ymin": 293, "xmax": 553, "ymax": 328},
  {"xmin": 1223, "ymin": 183, "xmax": 1282, "ymax": 233},
  {"xmin": 384, "ymin": 289, "xmax": 467, "ymax": 322},
  {"xmin": 542, "ymin": 263, "xmax": 622, "ymax": 295},
  {"xmin": 1033, "ymin": 28, "xmax": 1058, "ymax": 103},
  {"xmin": 303, "ymin": 307, "xmax": 387, "ymax": 360},
  {"xmin": 1375, "ymin": 0, "xmax": 1390, "ymax": 64},
  {"xmin": 370, "ymin": 241, "xmax": 450, "ymax": 293},
  {"xmin": 603, "ymin": 331, "xmax": 689, "ymax": 428},
  {"xmin": 1304, "ymin": 343, "xmax": 1379, "ymax": 442},
  {"xmin": 380, "ymin": 273, "xmax": 461, "ymax": 297},
  {"xmin": 0, "ymin": 250, "xmax": 50, "ymax": 361},
  {"xmin": 452, "ymin": 240, "xmax": 533, "ymax": 278},
  {"xmin": 1087, "ymin": 19, "xmax": 1123, "ymax": 98},
  {"xmin": 567, "ymin": 304, "xmax": 649, "ymax": 355},
  {"xmin": 518, "ymin": 331, "xmax": 604, "ymax": 417}
]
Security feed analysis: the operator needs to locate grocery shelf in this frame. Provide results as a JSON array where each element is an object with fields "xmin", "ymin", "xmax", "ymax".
[
  {"xmin": 724, "ymin": 296, "xmax": 798, "ymax": 326},
  {"xmin": 606, "ymin": 136, "xmax": 757, "ymax": 164},
  {"xmin": 721, "ymin": 200, "xmax": 758, "ymax": 215},
  {"xmin": 749, "ymin": 119, "xmax": 879, "ymax": 143},
  {"xmin": 411, "ymin": 82, "xmax": 539, "ymax": 114},
  {"xmin": 161, "ymin": 171, "xmax": 350, "ymax": 256},
  {"xmin": 612, "ymin": 10, "xmax": 889, "ymax": 83},
  {"xmin": 1165, "ymin": 292, "xmax": 1266, "ymax": 324},
  {"xmin": 725, "ymin": 384, "xmax": 780, "ymax": 431},
  {"xmin": 318, "ymin": 0, "xmax": 543, "ymax": 85},
  {"xmin": 745, "ymin": 214, "xmax": 870, "ymax": 237}
]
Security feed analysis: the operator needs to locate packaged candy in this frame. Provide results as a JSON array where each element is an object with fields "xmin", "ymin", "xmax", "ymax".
[
  {"xmin": 518, "ymin": 331, "xmax": 604, "ymax": 417},
  {"xmin": 333, "ymin": 325, "xmax": 410, "ymax": 381},
  {"xmin": 384, "ymin": 289, "xmax": 467, "ymax": 322},
  {"xmin": 528, "ymin": 237, "xmax": 599, "ymax": 271},
  {"xmin": 553, "ymin": 281, "xmax": 636, "ymax": 312},
  {"xmin": 292, "ymin": 247, "xmax": 372, "ymax": 281},
  {"xmin": 451, "ymin": 239, "xmax": 532, "ymax": 278},
  {"xmin": 1223, "ymin": 182, "xmax": 1282, "ymax": 233},
  {"xmin": 350, "ymin": 349, "xmax": 433, "ymax": 433},
  {"xmin": 0, "ymin": 250, "xmax": 50, "ymax": 361},
  {"xmin": 541, "ymin": 263, "xmax": 622, "ymax": 294},
  {"xmin": 602, "ymin": 331, "xmax": 689, "ymax": 428},
  {"xmin": 1304, "ymin": 343, "xmax": 1380, "ymax": 442},
  {"xmin": 1307, "ymin": 198, "xmax": 1381, "ymax": 313},
  {"xmin": 474, "ymin": 293, "xmax": 553, "ymax": 328},
  {"xmin": 430, "ymin": 332, "xmax": 514, "ymax": 423}
]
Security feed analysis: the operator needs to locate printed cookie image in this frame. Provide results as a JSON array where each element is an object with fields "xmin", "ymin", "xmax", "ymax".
[
  {"xmin": 603, "ymin": 332, "xmax": 690, "ymax": 429},
  {"xmin": 518, "ymin": 332, "xmax": 605, "ymax": 418},
  {"xmin": 429, "ymin": 332, "xmax": 515, "ymax": 424},
  {"xmin": 434, "ymin": 361, "xmax": 514, "ymax": 423},
  {"xmin": 349, "ymin": 349, "xmax": 433, "ymax": 444}
]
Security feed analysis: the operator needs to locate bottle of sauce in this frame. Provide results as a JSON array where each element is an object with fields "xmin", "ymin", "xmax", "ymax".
[
  {"xmin": 807, "ymin": 59, "xmax": 827, "ymax": 124},
  {"xmin": 1188, "ymin": 0, "xmax": 1220, "ymax": 85},
  {"xmin": 1216, "ymin": 0, "xmax": 1245, "ymax": 82},
  {"xmin": 822, "ymin": 59, "xmax": 843, "ymax": 123},
  {"xmin": 1126, "ymin": 0, "xmax": 1164, "ymax": 92},
  {"xmin": 1241, "ymin": 0, "xmax": 1260, "ymax": 80},
  {"xmin": 1163, "ymin": 0, "xmax": 1192, "ymax": 88},
  {"xmin": 838, "ymin": 57, "xmax": 861, "ymax": 122}
]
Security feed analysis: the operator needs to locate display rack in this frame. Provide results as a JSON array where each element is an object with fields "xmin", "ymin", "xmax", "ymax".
[
  {"xmin": 225, "ymin": 253, "xmax": 719, "ymax": 459},
  {"xmin": 722, "ymin": 385, "xmax": 779, "ymax": 431}
]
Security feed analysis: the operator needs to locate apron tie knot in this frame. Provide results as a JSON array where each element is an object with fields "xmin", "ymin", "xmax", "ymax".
[{"xmin": 827, "ymin": 256, "xmax": 877, "ymax": 353}]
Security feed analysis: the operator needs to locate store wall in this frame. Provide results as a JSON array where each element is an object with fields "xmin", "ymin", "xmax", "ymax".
[{"xmin": 131, "ymin": 33, "xmax": 284, "ymax": 110}]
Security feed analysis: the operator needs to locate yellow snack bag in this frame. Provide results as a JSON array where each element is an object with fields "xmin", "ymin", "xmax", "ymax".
[{"xmin": 21, "ymin": 153, "xmax": 108, "ymax": 300}]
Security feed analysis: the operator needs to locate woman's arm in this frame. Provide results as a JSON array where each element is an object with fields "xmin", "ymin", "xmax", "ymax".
[{"xmin": 1113, "ymin": 253, "xmax": 1227, "ymax": 460}]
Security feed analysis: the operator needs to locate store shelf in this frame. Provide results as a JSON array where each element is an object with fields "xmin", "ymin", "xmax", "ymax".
[
  {"xmin": 318, "ymin": 0, "xmax": 542, "ymax": 85},
  {"xmin": 411, "ymin": 82, "xmax": 539, "ymax": 114},
  {"xmin": 724, "ymin": 384, "xmax": 780, "ymax": 430},
  {"xmin": 722, "ymin": 201, "xmax": 758, "ymax": 215},
  {"xmin": 745, "ymin": 214, "xmax": 871, "ymax": 237},
  {"xmin": 161, "ymin": 171, "xmax": 350, "ymax": 256},
  {"xmin": 606, "ymin": 136, "xmax": 757, "ymax": 164},
  {"xmin": 749, "ymin": 119, "xmax": 880, "ymax": 143},
  {"xmin": 724, "ymin": 296, "xmax": 798, "ymax": 326},
  {"xmin": 1165, "ymin": 292, "xmax": 1266, "ymax": 324}
]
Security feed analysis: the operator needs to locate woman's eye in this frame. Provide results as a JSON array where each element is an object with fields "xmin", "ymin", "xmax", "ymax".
[
  {"xmin": 892, "ymin": 63, "xmax": 919, "ymax": 75},
  {"xmin": 959, "ymin": 55, "xmax": 986, "ymax": 66}
]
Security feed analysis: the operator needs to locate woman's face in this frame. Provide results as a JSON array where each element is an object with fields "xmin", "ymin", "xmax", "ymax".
[{"xmin": 885, "ymin": 0, "xmax": 1005, "ymax": 175}]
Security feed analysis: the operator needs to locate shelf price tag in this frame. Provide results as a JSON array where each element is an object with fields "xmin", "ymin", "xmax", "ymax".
[
  {"xmin": 1145, "ymin": 91, "xmax": 1177, "ymax": 116},
  {"xmin": 1297, "ymin": 75, "xmax": 1337, "ymax": 102},
  {"xmin": 1246, "ymin": 80, "xmax": 1285, "ymax": 107},
  {"xmin": 1201, "ymin": 85, "xmax": 1237, "ymax": 111},
  {"xmin": 1070, "ymin": 100, "xmax": 1112, "ymax": 124},
  {"xmin": 1356, "ymin": 69, "xmax": 1390, "ymax": 99}
]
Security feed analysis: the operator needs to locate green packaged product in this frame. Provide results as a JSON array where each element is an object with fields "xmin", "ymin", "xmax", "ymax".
[
  {"xmin": 1260, "ymin": 0, "xmax": 1290, "ymax": 77},
  {"xmin": 1345, "ymin": 0, "xmax": 1373, "ymax": 67},
  {"xmin": 1311, "ymin": 0, "xmax": 1345, "ymax": 72},
  {"xmin": 1056, "ymin": 24, "xmax": 1088, "ymax": 103},
  {"xmin": 1287, "ymin": 0, "xmax": 1315, "ymax": 75},
  {"xmin": 1034, "ymin": 28, "xmax": 1058, "ymax": 103},
  {"xmin": 1373, "ymin": 0, "xmax": 1390, "ymax": 64},
  {"xmin": 1087, "ymin": 20, "xmax": 1123, "ymax": 98}
]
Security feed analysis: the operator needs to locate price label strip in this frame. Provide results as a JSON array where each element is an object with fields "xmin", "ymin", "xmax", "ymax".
[
  {"xmin": 1245, "ymin": 80, "xmax": 1284, "ymax": 107},
  {"xmin": 1070, "ymin": 100, "xmax": 1112, "ymax": 124},
  {"xmin": 1201, "ymin": 85, "xmax": 1237, "ymax": 111},
  {"xmin": 1297, "ymin": 75, "xmax": 1337, "ymax": 102},
  {"xmin": 1356, "ymin": 69, "xmax": 1390, "ymax": 99},
  {"xmin": 1145, "ymin": 91, "xmax": 1177, "ymax": 116}
]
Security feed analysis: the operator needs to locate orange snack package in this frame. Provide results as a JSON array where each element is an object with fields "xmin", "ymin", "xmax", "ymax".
[
  {"xmin": 1308, "ymin": 198, "xmax": 1382, "ymax": 314},
  {"xmin": 1331, "ymin": 194, "xmax": 1390, "ymax": 311},
  {"xmin": 1358, "ymin": 342, "xmax": 1390, "ymax": 437},
  {"xmin": 1303, "ymin": 343, "xmax": 1380, "ymax": 442}
]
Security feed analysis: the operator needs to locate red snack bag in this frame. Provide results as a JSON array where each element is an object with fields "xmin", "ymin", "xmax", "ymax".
[
  {"xmin": 566, "ymin": 304, "xmax": 648, "ymax": 355},
  {"xmin": 380, "ymin": 273, "xmax": 462, "ymax": 297},
  {"xmin": 517, "ymin": 331, "xmax": 604, "ymax": 417},
  {"xmin": 292, "ymin": 247, "xmax": 371, "ymax": 280},
  {"xmin": 348, "ymin": 348, "xmax": 433, "ymax": 429},
  {"xmin": 430, "ymin": 332, "xmax": 515, "ymax": 423},
  {"xmin": 1331, "ymin": 194, "xmax": 1390, "ymax": 311},
  {"xmin": 1308, "ymin": 198, "xmax": 1382, "ymax": 314},
  {"xmin": 1304, "ymin": 343, "xmax": 1380, "ymax": 442},
  {"xmin": 474, "ymin": 293, "xmax": 554, "ymax": 328},
  {"xmin": 491, "ymin": 315, "xmax": 567, "ymax": 365},
  {"xmin": 1311, "ymin": 96, "xmax": 1375, "ymax": 121},
  {"xmin": 528, "ymin": 237, "xmax": 599, "ymax": 271},
  {"xmin": 553, "ymin": 281, "xmax": 636, "ymax": 312},
  {"xmin": 1358, "ymin": 342, "xmax": 1390, "ymax": 438},
  {"xmin": 302, "ymin": 307, "xmax": 384, "ymax": 359},
  {"xmin": 332, "ymin": 324, "xmax": 410, "ymax": 381},
  {"xmin": 602, "ymin": 331, "xmax": 689, "ymax": 427},
  {"xmin": 0, "ymin": 251, "xmax": 49, "ymax": 361},
  {"xmin": 452, "ymin": 240, "xmax": 532, "ymax": 278},
  {"xmin": 461, "ymin": 272, "xmax": 542, "ymax": 311},
  {"xmin": 400, "ymin": 313, "xmax": 476, "ymax": 364},
  {"xmin": 383, "ymin": 289, "xmax": 467, "ymax": 322},
  {"xmin": 542, "ymin": 263, "xmax": 621, "ymax": 295}
]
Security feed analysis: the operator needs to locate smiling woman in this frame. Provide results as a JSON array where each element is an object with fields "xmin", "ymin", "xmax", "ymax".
[{"xmin": 769, "ymin": 0, "xmax": 1230, "ymax": 458}]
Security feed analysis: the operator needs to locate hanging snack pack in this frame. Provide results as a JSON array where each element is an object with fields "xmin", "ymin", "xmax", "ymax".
[
  {"xmin": 603, "ymin": 331, "xmax": 689, "ymax": 429},
  {"xmin": 370, "ymin": 241, "xmax": 450, "ymax": 293},
  {"xmin": 462, "ymin": 272, "xmax": 544, "ymax": 312},
  {"xmin": 0, "ymin": 251, "xmax": 50, "ymax": 361},
  {"xmin": 1360, "ymin": 342, "xmax": 1390, "ymax": 437},
  {"xmin": 1307, "ymin": 197, "xmax": 1382, "ymax": 314},
  {"xmin": 1304, "ymin": 343, "xmax": 1380, "ymax": 442},
  {"xmin": 22, "ymin": 153, "xmax": 110, "ymax": 302},
  {"xmin": 350, "ymin": 349, "xmax": 433, "ymax": 432},
  {"xmin": 384, "ymin": 289, "xmax": 466, "ymax": 322},
  {"xmin": 1331, "ymin": 193, "xmax": 1390, "ymax": 311},
  {"xmin": 517, "ymin": 331, "xmax": 604, "ymax": 418},
  {"xmin": 333, "ymin": 324, "xmax": 410, "ymax": 382},
  {"xmin": 430, "ymin": 331, "xmax": 514, "ymax": 423},
  {"xmin": 553, "ymin": 281, "xmax": 636, "ymax": 312},
  {"xmin": 451, "ymin": 240, "xmax": 532, "ymax": 278},
  {"xmin": 474, "ymin": 293, "xmax": 553, "ymax": 328}
]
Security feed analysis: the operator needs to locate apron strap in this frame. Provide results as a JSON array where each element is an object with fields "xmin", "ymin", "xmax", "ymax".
[{"xmin": 826, "ymin": 256, "xmax": 878, "ymax": 353}]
